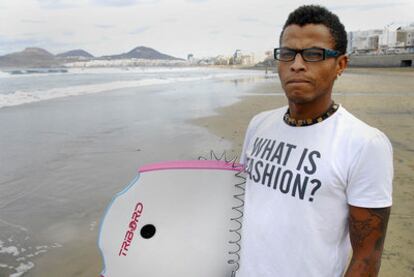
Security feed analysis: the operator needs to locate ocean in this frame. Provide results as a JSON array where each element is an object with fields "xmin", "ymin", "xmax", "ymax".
[
  {"xmin": 0, "ymin": 66, "xmax": 276, "ymax": 276},
  {"xmin": 0, "ymin": 67, "xmax": 273, "ymax": 108}
]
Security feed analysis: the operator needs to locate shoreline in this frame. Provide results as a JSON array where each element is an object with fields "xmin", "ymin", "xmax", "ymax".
[
  {"xmin": 0, "ymin": 66, "xmax": 412, "ymax": 276},
  {"xmin": 0, "ymin": 71, "xmax": 268, "ymax": 277},
  {"xmin": 193, "ymin": 68, "xmax": 414, "ymax": 276}
]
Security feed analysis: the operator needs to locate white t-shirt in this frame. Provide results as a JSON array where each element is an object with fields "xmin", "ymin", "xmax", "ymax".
[{"xmin": 237, "ymin": 105, "xmax": 393, "ymax": 277}]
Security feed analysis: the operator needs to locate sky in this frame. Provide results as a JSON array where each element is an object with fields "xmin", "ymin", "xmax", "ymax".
[{"xmin": 0, "ymin": 0, "xmax": 413, "ymax": 60}]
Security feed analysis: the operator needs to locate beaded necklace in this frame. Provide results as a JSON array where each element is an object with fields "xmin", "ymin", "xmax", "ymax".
[{"xmin": 283, "ymin": 102, "xmax": 339, "ymax": 127}]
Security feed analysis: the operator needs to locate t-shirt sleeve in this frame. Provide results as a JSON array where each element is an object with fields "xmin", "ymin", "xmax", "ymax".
[{"xmin": 346, "ymin": 132, "xmax": 393, "ymax": 208}]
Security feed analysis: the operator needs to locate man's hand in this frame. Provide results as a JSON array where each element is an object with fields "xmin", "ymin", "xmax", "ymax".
[{"xmin": 344, "ymin": 205, "xmax": 391, "ymax": 277}]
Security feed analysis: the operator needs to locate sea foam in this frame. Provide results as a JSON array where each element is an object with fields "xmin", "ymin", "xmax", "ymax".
[{"xmin": 0, "ymin": 69, "xmax": 265, "ymax": 108}]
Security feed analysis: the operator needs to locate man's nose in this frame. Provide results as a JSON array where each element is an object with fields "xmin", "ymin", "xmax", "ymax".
[{"xmin": 289, "ymin": 53, "xmax": 306, "ymax": 72}]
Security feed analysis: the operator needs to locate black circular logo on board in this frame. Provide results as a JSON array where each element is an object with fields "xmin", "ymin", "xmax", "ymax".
[{"xmin": 140, "ymin": 224, "xmax": 156, "ymax": 239}]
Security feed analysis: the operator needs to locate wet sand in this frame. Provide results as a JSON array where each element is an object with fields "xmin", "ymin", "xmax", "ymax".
[
  {"xmin": 0, "ymin": 67, "xmax": 412, "ymax": 276},
  {"xmin": 193, "ymin": 67, "xmax": 414, "ymax": 277},
  {"xmin": 0, "ymin": 74, "xmax": 270, "ymax": 277}
]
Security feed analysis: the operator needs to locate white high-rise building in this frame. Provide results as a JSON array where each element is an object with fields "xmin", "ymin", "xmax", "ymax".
[
  {"xmin": 348, "ymin": 23, "xmax": 414, "ymax": 54},
  {"xmin": 348, "ymin": 29, "xmax": 382, "ymax": 53}
]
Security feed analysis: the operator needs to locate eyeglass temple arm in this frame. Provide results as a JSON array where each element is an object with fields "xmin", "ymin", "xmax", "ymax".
[{"xmin": 325, "ymin": 49, "xmax": 340, "ymax": 57}]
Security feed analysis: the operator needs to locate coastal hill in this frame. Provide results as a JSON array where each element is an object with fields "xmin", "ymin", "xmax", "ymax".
[
  {"xmin": 56, "ymin": 49, "xmax": 94, "ymax": 59},
  {"xmin": 0, "ymin": 47, "xmax": 59, "ymax": 68},
  {"xmin": 0, "ymin": 46, "xmax": 183, "ymax": 68},
  {"xmin": 101, "ymin": 46, "xmax": 184, "ymax": 61}
]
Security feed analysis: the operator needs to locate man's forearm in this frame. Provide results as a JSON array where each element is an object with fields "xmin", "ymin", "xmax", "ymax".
[
  {"xmin": 345, "ymin": 206, "xmax": 391, "ymax": 277},
  {"xmin": 344, "ymin": 256, "xmax": 382, "ymax": 277}
]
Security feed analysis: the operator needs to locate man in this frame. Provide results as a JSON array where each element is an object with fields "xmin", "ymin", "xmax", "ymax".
[{"xmin": 238, "ymin": 5, "xmax": 393, "ymax": 277}]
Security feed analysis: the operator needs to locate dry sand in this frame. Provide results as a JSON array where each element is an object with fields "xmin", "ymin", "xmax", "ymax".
[{"xmin": 193, "ymin": 67, "xmax": 414, "ymax": 276}]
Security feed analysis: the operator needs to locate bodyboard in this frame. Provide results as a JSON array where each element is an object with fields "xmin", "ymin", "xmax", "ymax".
[{"xmin": 98, "ymin": 160, "xmax": 245, "ymax": 277}]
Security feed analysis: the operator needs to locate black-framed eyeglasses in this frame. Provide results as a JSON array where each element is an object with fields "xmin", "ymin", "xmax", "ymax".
[{"xmin": 274, "ymin": 47, "xmax": 340, "ymax": 62}]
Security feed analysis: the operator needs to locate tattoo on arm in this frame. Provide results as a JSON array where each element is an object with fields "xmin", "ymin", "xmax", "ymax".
[
  {"xmin": 349, "ymin": 207, "xmax": 390, "ymax": 250},
  {"xmin": 345, "ymin": 206, "xmax": 391, "ymax": 276}
]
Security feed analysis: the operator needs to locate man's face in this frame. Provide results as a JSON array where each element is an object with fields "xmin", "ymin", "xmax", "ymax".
[{"xmin": 278, "ymin": 24, "xmax": 347, "ymax": 105}]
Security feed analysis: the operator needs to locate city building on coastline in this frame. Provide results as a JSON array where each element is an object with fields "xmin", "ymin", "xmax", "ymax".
[
  {"xmin": 233, "ymin": 49, "xmax": 255, "ymax": 65},
  {"xmin": 65, "ymin": 58, "xmax": 187, "ymax": 67},
  {"xmin": 347, "ymin": 23, "xmax": 414, "ymax": 55},
  {"xmin": 346, "ymin": 23, "xmax": 414, "ymax": 67},
  {"xmin": 187, "ymin": 49, "xmax": 255, "ymax": 66}
]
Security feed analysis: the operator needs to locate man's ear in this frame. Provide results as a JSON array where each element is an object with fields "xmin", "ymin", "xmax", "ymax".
[{"xmin": 336, "ymin": 55, "xmax": 349, "ymax": 77}]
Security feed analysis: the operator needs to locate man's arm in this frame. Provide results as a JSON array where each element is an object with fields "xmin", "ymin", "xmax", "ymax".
[{"xmin": 344, "ymin": 205, "xmax": 391, "ymax": 277}]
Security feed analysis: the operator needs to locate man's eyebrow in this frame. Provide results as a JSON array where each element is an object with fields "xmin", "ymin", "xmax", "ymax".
[{"xmin": 280, "ymin": 46, "xmax": 324, "ymax": 50}]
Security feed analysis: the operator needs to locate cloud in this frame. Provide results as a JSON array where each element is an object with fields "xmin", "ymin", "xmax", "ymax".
[
  {"xmin": 0, "ymin": 37, "xmax": 40, "ymax": 54},
  {"xmin": 329, "ymin": 2, "xmax": 409, "ymax": 11},
  {"xmin": 238, "ymin": 17, "xmax": 280, "ymax": 29},
  {"xmin": 95, "ymin": 24, "xmax": 115, "ymax": 29},
  {"xmin": 62, "ymin": 31, "xmax": 74, "ymax": 36},
  {"xmin": 185, "ymin": 0, "xmax": 209, "ymax": 3},
  {"xmin": 240, "ymin": 34, "xmax": 265, "ymax": 39},
  {"xmin": 0, "ymin": 36, "xmax": 66, "ymax": 55},
  {"xmin": 36, "ymin": 0, "xmax": 87, "ymax": 9},
  {"xmin": 91, "ymin": 0, "xmax": 160, "ymax": 6},
  {"xmin": 163, "ymin": 18, "xmax": 178, "ymax": 23},
  {"xmin": 129, "ymin": 26, "xmax": 151, "ymax": 34},
  {"xmin": 238, "ymin": 17, "xmax": 260, "ymax": 23},
  {"xmin": 36, "ymin": 0, "xmax": 158, "ymax": 9},
  {"xmin": 209, "ymin": 30, "xmax": 221, "ymax": 35},
  {"xmin": 20, "ymin": 33, "xmax": 39, "ymax": 37},
  {"xmin": 20, "ymin": 19, "xmax": 47, "ymax": 24}
]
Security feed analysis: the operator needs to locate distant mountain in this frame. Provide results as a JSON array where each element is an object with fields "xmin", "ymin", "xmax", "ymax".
[
  {"xmin": 0, "ymin": 46, "xmax": 184, "ymax": 68},
  {"xmin": 102, "ymin": 46, "xmax": 183, "ymax": 61},
  {"xmin": 0, "ymin": 47, "xmax": 59, "ymax": 68},
  {"xmin": 56, "ymin": 49, "xmax": 94, "ymax": 59}
]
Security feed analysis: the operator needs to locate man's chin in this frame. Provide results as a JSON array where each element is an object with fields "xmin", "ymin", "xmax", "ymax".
[{"xmin": 285, "ymin": 92, "xmax": 314, "ymax": 105}]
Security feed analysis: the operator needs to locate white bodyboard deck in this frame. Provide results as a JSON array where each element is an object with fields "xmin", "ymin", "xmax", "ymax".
[{"xmin": 98, "ymin": 160, "xmax": 244, "ymax": 277}]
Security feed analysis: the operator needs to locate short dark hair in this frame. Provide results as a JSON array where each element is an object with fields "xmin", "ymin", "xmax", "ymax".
[{"xmin": 280, "ymin": 5, "xmax": 347, "ymax": 55}]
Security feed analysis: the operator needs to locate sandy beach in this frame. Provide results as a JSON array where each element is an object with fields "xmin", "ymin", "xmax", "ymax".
[
  {"xmin": 0, "ymin": 66, "xmax": 412, "ymax": 276},
  {"xmin": 0, "ymin": 69, "xmax": 269, "ymax": 277},
  {"xmin": 194, "ymin": 67, "xmax": 414, "ymax": 277}
]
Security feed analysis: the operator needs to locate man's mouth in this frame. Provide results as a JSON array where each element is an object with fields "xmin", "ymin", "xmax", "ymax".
[{"xmin": 286, "ymin": 79, "xmax": 311, "ymax": 84}]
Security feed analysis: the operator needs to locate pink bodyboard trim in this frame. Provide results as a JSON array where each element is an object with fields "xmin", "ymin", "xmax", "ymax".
[{"xmin": 138, "ymin": 160, "xmax": 243, "ymax": 173}]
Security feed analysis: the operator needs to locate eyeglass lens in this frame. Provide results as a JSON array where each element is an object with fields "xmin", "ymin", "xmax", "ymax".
[{"xmin": 277, "ymin": 48, "xmax": 324, "ymax": 62}]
